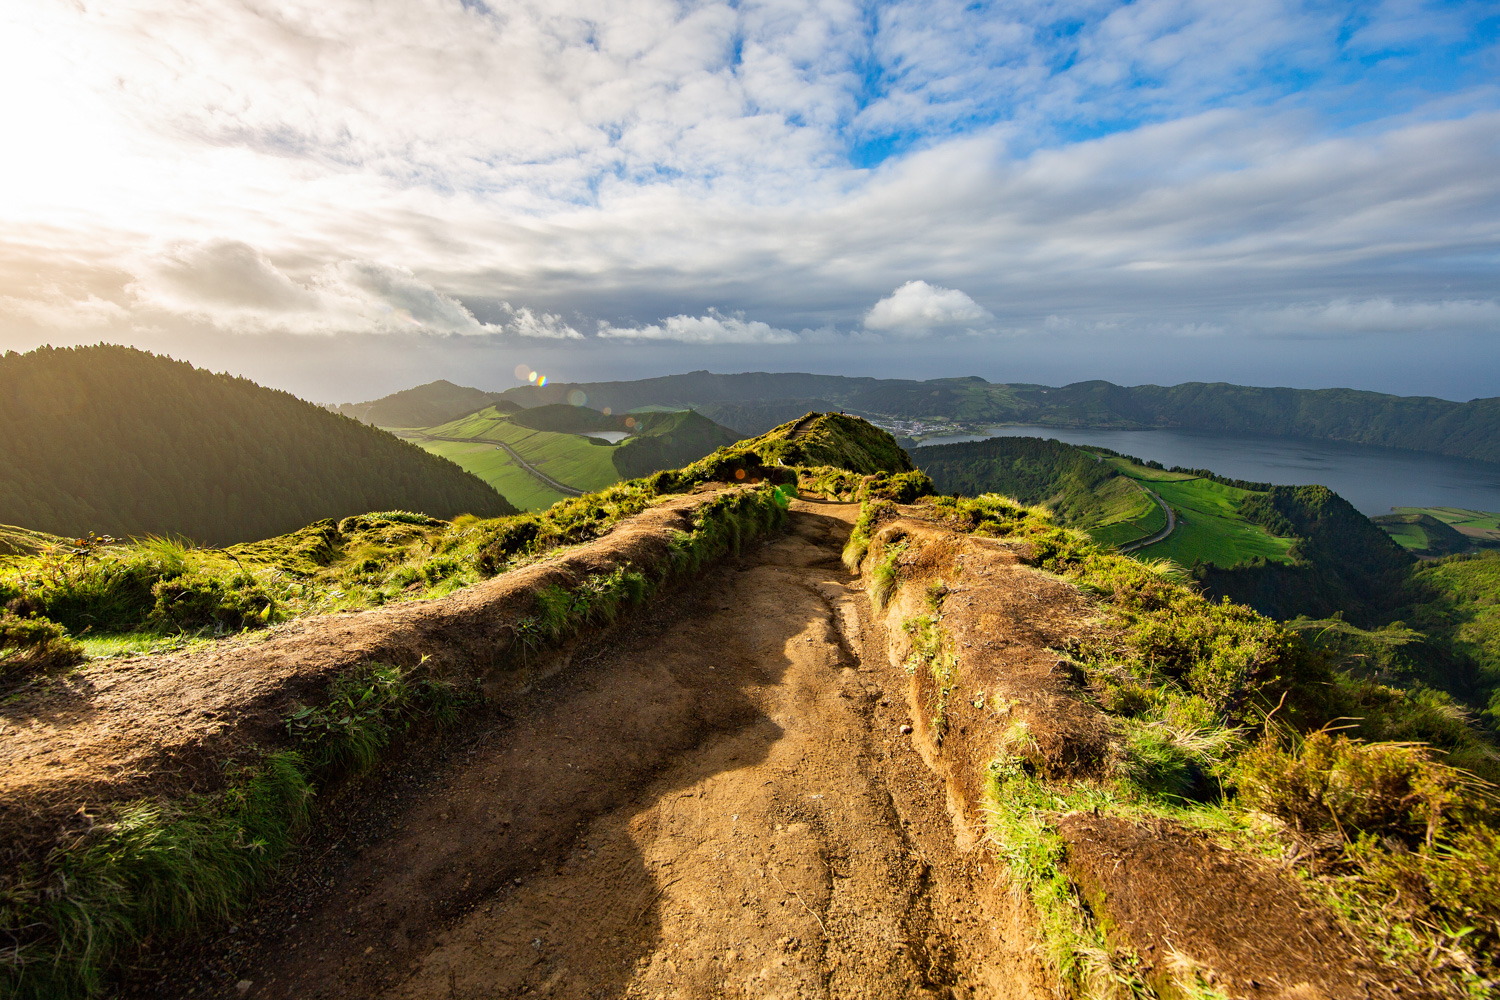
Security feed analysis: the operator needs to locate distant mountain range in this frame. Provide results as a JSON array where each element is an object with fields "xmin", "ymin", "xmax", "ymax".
[
  {"xmin": 483, "ymin": 371, "xmax": 1500, "ymax": 464},
  {"xmin": 1, "ymin": 347, "xmax": 516, "ymax": 544}
]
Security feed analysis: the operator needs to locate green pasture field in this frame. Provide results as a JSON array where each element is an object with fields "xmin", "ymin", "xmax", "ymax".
[
  {"xmin": 1380, "ymin": 519, "xmax": 1433, "ymax": 553},
  {"xmin": 1394, "ymin": 507, "xmax": 1500, "ymax": 531},
  {"xmin": 418, "ymin": 439, "xmax": 566, "ymax": 511},
  {"xmin": 1084, "ymin": 475, "xmax": 1167, "ymax": 548},
  {"xmin": 1098, "ymin": 456, "xmax": 1294, "ymax": 567},
  {"xmin": 419, "ymin": 406, "xmax": 623, "ymax": 496},
  {"xmin": 494, "ymin": 424, "xmax": 620, "ymax": 492},
  {"xmin": 1394, "ymin": 507, "xmax": 1500, "ymax": 545}
]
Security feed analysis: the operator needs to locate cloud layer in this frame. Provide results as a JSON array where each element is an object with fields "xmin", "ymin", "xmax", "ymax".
[{"xmin": 0, "ymin": 1, "xmax": 1497, "ymax": 389}]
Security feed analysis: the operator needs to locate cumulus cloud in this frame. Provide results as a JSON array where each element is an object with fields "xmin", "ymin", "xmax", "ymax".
[
  {"xmin": 1, "ymin": 0, "xmax": 1497, "ymax": 394},
  {"xmin": 103, "ymin": 240, "xmax": 580, "ymax": 338},
  {"xmin": 597, "ymin": 310, "xmax": 800, "ymax": 344},
  {"xmin": 863, "ymin": 281, "xmax": 992, "ymax": 335}
]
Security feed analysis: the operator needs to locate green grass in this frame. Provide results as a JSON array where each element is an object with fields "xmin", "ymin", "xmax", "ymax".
[
  {"xmin": 1396, "ymin": 507, "xmax": 1500, "ymax": 533},
  {"xmin": 1096, "ymin": 459, "xmax": 1293, "ymax": 567},
  {"xmin": 1085, "ymin": 476, "xmax": 1166, "ymax": 548},
  {"xmin": 417, "ymin": 439, "xmax": 567, "ymax": 511},
  {"xmin": 409, "ymin": 406, "xmax": 741, "ymax": 504},
  {"xmin": 418, "ymin": 408, "xmax": 621, "ymax": 492}
]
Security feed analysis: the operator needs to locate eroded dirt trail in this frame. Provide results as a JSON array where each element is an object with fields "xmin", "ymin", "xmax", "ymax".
[{"xmin": 175, "ymin": 501, "xmax": 1047, "ymax": 1000}]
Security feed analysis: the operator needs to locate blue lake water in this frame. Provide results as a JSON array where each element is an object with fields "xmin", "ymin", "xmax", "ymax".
[{"xmin": 913, "ymin": 425, "xmax": 1500, "ymax": 517}]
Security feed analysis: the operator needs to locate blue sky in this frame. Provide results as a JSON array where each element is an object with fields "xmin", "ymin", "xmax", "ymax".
[{"xmin": 0, "ymin": 0, "xmax": 1497, "ymax": 401}]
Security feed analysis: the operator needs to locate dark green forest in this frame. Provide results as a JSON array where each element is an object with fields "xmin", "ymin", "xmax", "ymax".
[{"xmin": 0, "ymin": 346, "xmax": 516, "ymax": 545}]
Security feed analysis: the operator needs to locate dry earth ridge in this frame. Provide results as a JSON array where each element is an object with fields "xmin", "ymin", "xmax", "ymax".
[{"xmin": 8, "ymin": 493, "xmax": 1421, "ymax": 998}]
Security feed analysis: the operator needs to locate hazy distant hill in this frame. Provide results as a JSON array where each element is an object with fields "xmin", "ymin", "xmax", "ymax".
[
  {"xmin": 336, "ymin": 379, "xmax": 517, "ymax": 428},
  {"xmin": 503, "ymin": 371, "xmax": 1500, "ymax": 464},
  {"xmin": 0, "ymin": 346, "xmax": 517, "ymax": 544}
]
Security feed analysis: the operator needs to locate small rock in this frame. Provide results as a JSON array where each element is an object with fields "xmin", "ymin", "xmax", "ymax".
[
  {"xmin": 235, "ymin": 981, "xmax": 253, "ymax": 995},
  {"xmin": 899, "ymin": 724, "xmax": 913, "ymax": 735}
]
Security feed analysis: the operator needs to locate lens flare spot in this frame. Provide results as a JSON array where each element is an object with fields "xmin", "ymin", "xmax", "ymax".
[
  {"xmin": 567, "ymin": 389, "xmax": 587, "ymax": 406},
  {"xmin": 624, "ymin": 416, "xmax": 636, "ymax": 428},
  {"xmin": 527, "ymin": 370, "xmax": 538, "ymax": 383},
  {"xmin": 514, "ymin": 363, "xmax": 532, "ymax": 381},
  {"xmin": 602, "ymin": 407, "xmax": 612, "ymax": 416},
  {"xmin": 537, "ymin": 375, "xmax": 548, "ymax": 387}
]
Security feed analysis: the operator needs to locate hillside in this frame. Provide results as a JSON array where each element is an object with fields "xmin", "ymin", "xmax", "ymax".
[
  {"xmin": 0, "ymin": 346, "xmax": 516, "ymax": 545},
  {"xmin": 502, "ymin": 370, "xmax": 1500, "ymax": 463},
  {"xmin": 5, "ymin": 416, "xmax": 1496, "ymax": 999},
  {"xmin": 335, "ymin": 379, "xmax": 516, "ymax": 428},
  {"xmin": 404, "ymin": 405, "xmax": 742, "ymax": 509}
]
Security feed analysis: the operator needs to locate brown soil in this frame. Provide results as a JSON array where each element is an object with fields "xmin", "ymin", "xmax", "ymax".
[
  {"xmin": 1058, "ymin": 814, "xmax": 1417, "ymax": 1000},
  {"xmin": 0, "ymin": 488, "xmax": 754, "ymax": 863},
  {"xmin": 124, "ymin": 499, "xmax": 1052, "ymax": 999}
]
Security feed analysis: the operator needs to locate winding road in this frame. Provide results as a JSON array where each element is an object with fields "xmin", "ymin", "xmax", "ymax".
[{"xmin": 1119, "ymin": 486, "xmax": 1177, "ymax": 553}]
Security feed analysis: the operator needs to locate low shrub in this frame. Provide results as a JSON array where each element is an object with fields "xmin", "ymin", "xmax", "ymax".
[
  {"xmin": 0, "ymin": 610, "xmax": 85, "ymax": 680},
  {"xmin": 148, "ymin": 572, "xmax": 275, "ymax": 631},
  {"xmin": 1234, "ymin": 730, "xmax": 1481, "ymax": 845}
]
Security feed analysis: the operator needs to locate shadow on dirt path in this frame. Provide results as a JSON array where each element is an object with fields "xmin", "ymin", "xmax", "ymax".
[{"xmin": 137, "ymin": 501, "xmax": 1047, "ymax": 1000}]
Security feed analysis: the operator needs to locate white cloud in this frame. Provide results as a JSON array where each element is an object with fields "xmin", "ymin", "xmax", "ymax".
[
  {"xmin": 0, "ymin": 0, "xmax": 1496, "ymax": 391},
  {"xmin": 501, "ymin": 303, "xmax": 584, "ymax": 340},
  {"xmin": 0, "ymin": 287, "xmax": 128, "ymax": 330},
  {"xmin": 863, "ymin": 280, "xmax": 991, "ymax": 335},
  {"xmin": 103, "ymin": 239, "xmax": 580, "ymax": 338},
  {"xmin": 1259, "ymin": 298, "xmax": 1500, "ymax": 336},
  {"xmin": 598, "ymin": 310, "xmax": 800, "ymax": 343}
]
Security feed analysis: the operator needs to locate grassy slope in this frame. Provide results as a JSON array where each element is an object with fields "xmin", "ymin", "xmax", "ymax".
[
  {"xmin": 1118, "ymin": 463, "xmax": 1294, "ymax": 566},
  {"xmin": 416, "ymin": 407, "xmax": 620, "ymax": 492},
  {"xmin": 1398, "ymin": 507, "xmax": 1500, "ymax": 531},
  {"xmin": 1084, "ymin": 475, "xmax": 1166, "ymax": 548},
  {"xmin": 414, "ymin": 407, "xmax": 743, "ymax": 508},
  {"xmin": 419, "ymin": 440, "xmax": 567, "ymax": 510},
  {"xmin": 919, "ymin": 437, "xmax": 1289, "ymax": 565},
  {"xmin": 1407, "ymin": 551, "xmax": 1500, "ymax": 721}
]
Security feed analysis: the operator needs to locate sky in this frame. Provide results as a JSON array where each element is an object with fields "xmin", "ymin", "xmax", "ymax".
[{"xmin": 1, "ymin": 0, "xmax": 1497, "ymax": 403}]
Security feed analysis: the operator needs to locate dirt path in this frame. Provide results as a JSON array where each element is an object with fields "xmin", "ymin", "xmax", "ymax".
[{"xmin": 142, "ymin": 500, "xmax": 1047, "ymax": 1000}]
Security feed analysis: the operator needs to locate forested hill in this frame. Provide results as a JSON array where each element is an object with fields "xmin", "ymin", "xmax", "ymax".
[
  {"xmin": 502, "ymin": 371, "xmax": 1500, "ymax": 463},
  {"xmin": 0, "ymin": 346, "xmax": 517, "ymax": 545},
  {"xmin": 335, "ymin": 379, "xmax": 516, "ymax": 428}
]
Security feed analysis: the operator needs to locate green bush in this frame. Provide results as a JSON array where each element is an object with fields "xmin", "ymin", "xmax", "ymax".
[
  {"xmin": 1234, "ymin": 730, "xmax": 1480, "ymax": 843},
  {"xmin": 148, "ymin": 572, "xmax": 274, "ymax": 631},
  {"xmin": 0, "ymin": 610, "xmax": 85, "ymax": 680}
]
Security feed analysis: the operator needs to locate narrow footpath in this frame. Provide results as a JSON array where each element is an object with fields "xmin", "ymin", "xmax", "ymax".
[{"xmin": 135, "ymin": 499, "xmax": 1048, "ymax": 1000}]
